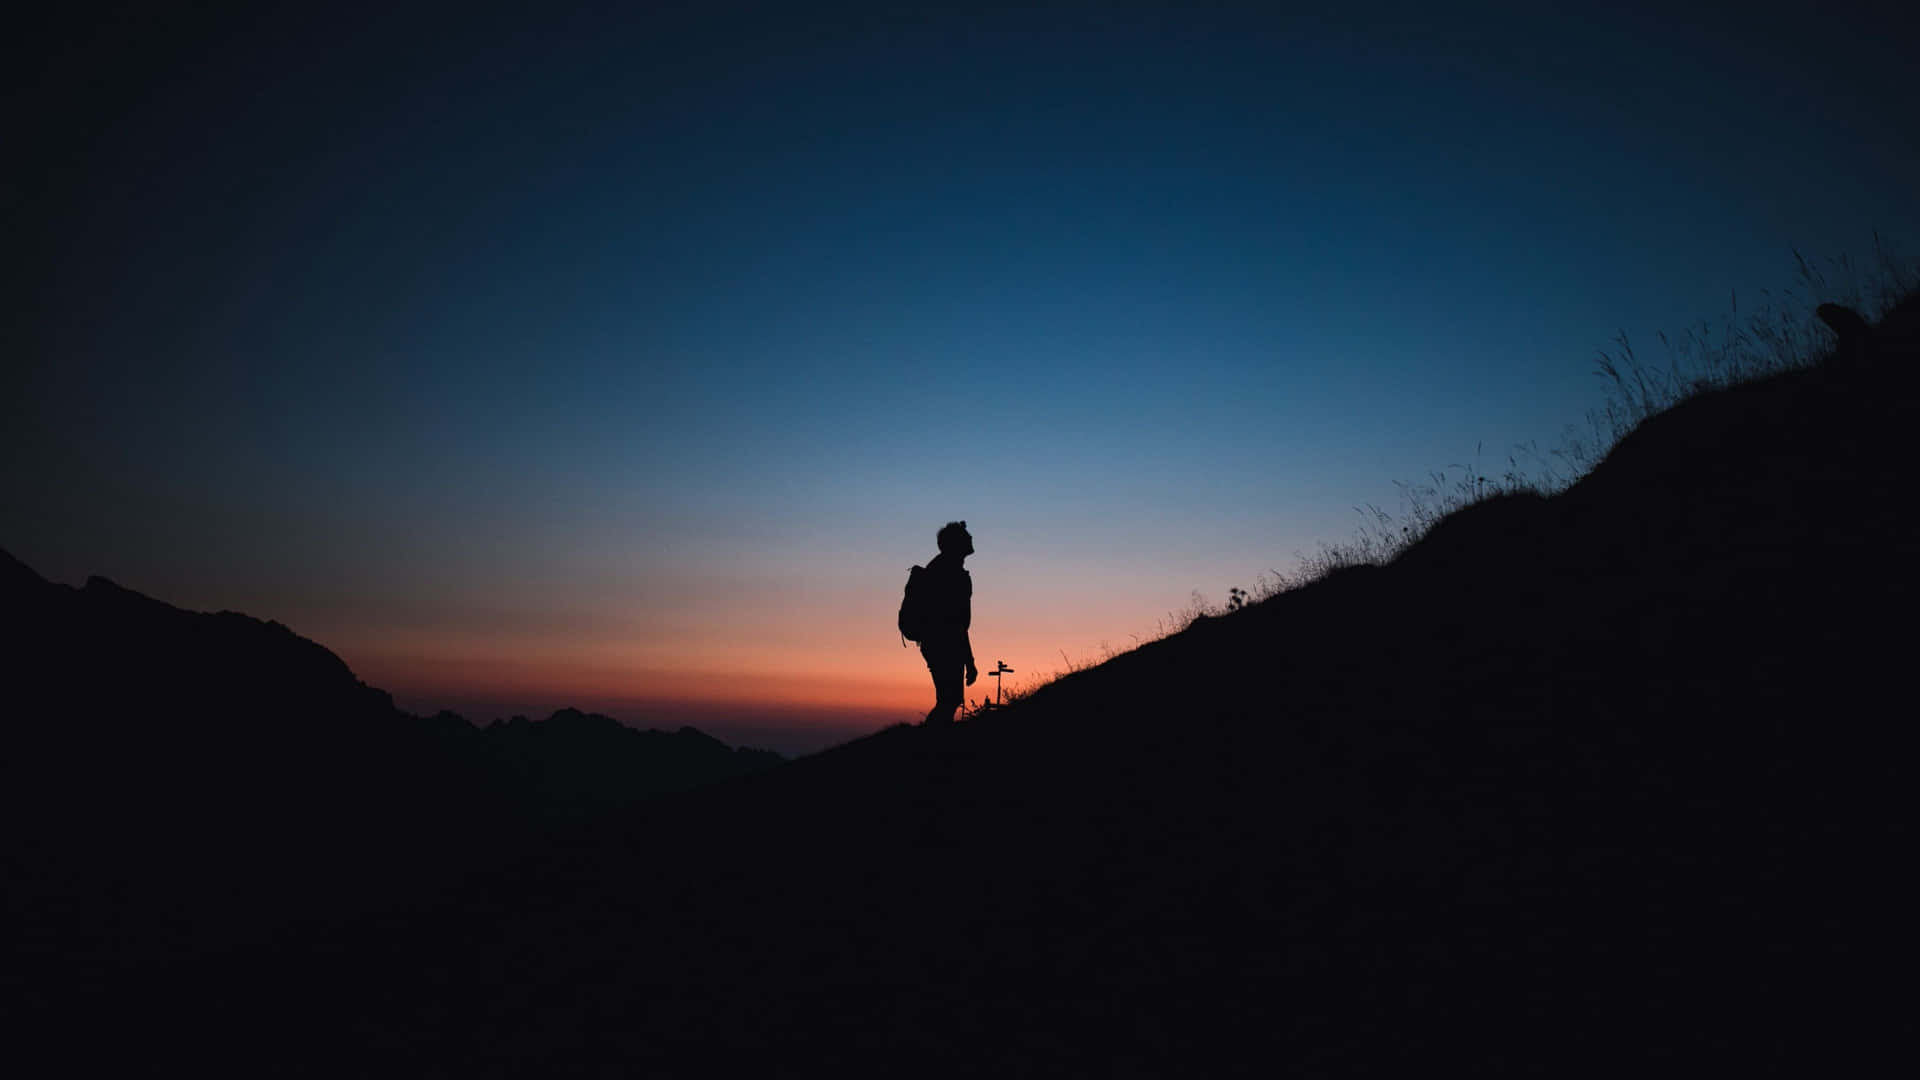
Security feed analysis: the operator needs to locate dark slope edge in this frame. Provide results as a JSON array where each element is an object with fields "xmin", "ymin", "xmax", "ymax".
[
  {"xmin": 0, "ymin": 566, "xmax": 783, "ymax": 997},
  {"xmin": 23, "ymin": 297, "xmax": 1920, "ymax": 1073}
]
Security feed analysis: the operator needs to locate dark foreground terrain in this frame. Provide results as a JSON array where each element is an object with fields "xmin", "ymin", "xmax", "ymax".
[
  {"xmin": 10, "ymin": 299, "xmax": 1918, "ymax": 1074},
  {"xmin": 0, "ymin": 562, "xmax": 782, "ymax": 1017}
]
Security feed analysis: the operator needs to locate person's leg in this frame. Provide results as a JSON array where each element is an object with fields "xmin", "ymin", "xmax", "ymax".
[{"xmin": 922, "ymin": 644, "xmax": 962, "ymax": 725}]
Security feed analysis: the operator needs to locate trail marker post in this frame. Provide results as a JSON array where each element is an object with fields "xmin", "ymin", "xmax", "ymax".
[{"xmin": 990, "ymin": 660, "xmax": 1014, "ymax": 707}]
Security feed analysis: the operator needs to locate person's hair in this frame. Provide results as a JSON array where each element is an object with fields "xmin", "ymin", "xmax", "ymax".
[{"xmin": 936, "ymin": 520, "xmax": 971, "ymax": 554}]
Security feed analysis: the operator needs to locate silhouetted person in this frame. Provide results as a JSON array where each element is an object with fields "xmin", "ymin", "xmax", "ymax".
[{"xmin": 916, "ymin": 521, "xmax": 978, "ymax": 725}]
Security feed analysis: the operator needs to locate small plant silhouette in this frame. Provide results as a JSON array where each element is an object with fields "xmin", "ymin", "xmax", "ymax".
[{"xmin": 1226, "ymin": 587, "xmax": 1248, "ymax": 613}]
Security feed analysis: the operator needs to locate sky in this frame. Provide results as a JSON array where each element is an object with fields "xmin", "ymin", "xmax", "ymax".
[{"xmin": 8, "ymin": 1, "xmax": 1917, "ymax": 753}]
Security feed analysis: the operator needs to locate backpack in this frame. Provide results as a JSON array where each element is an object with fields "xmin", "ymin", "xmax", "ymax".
[{"xmin": 898, "ymin": 565, "xmax": 931, "ymax": 645}]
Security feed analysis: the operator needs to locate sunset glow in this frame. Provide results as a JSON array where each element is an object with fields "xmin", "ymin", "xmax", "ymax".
[{"xmin": 10, "ymin": 4, "xmax": 1917, "ymax": 755}]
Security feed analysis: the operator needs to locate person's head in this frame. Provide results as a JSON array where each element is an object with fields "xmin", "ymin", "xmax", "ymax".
[{"xmin": 936, "ymin": 520, "xmax": 974, "ymax": 557}]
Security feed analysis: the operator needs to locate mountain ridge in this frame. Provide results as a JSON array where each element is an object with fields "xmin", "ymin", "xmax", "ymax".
[{"xmin": 0, "ymin": 559, "xmax": 787, "ymax": 995}]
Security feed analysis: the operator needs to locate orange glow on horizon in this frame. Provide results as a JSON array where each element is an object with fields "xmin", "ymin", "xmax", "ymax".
[{"xmin": 317, "ymin": 563, "xmax": 1197, "ymax": 735}]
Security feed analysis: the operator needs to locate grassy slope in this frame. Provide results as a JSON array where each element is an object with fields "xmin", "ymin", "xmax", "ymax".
[{"xmin": 39, "ymin": 297, "xmax": 1920, "ymax": 1073}]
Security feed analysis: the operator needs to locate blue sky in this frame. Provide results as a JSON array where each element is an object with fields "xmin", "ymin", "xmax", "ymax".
[{"xmin": 9, "ymin": 1, "xmax": 1917, "ymax": 751}]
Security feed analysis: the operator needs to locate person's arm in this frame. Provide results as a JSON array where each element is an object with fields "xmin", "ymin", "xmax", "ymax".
[{"xmin": 961, "ymin": 570, "xmax": 977, "ymax": 682}]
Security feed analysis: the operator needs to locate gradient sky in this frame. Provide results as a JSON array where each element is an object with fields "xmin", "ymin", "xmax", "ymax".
[{"xmin": 9, "ymin": 2, "xmax": 1917, "ymax": 753}]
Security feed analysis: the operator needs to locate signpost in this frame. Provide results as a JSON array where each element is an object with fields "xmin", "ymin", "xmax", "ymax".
[{"xmin": 990, "ymin": 660, "xmax": 1014, "ymax": 707}]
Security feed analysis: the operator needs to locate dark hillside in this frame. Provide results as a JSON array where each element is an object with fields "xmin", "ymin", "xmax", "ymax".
[
  {"xmin": 20, "ymin": 297, "xmax": 1919, "ymax": 1073},
  {"xmin": 473, "ymin": 709, "xmax": 786, "ymax": 820},
  {"xmin": 0, "ymin": 566, "xmax": 784, "ymax": 1004}
]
